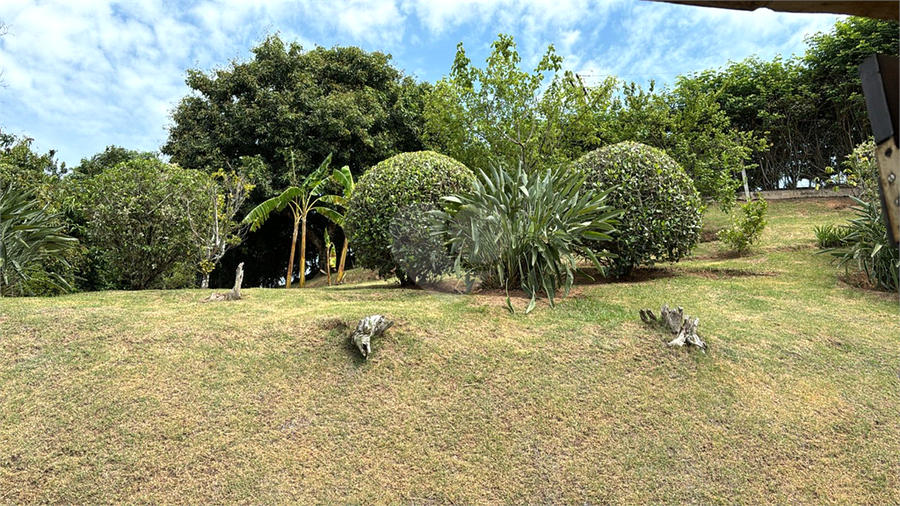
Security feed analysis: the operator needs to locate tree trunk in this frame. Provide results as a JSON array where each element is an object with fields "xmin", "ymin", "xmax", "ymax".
[
  {"xmin": 201, "ymin": 262, "xmax": 244, "ymax": 302},
  {"xmin": 286, "ymin": 214, "xmax": 300, "ymax": 289},
  {"xmin": 350, "ymin": 315, "xmax": 394, "ymax": 359},
  {"xmin": 337, "ymin": 238, "xmax": 349, "ymax": 283},
  {"xmin": 300, "ymin": 216, "xmax": 307, "ymax": 288},
  {"xmin": 326, "ymin": 244, "xmax": 333, "ymax": 286},
  {"xmin": 640, "ymin": 304, "xmax": 706, "ymax": 350},
  {"xmin": 201, "ymin": 273, "xmax": 210, "ymax": 289},
  {"xmin": 230, "ymin": 262, "xmax": 244, "ymax": 300}
]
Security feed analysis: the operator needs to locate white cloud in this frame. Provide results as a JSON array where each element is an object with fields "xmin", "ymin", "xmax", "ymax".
[
  {"xmin": 0, "ymin": 0, "xmax": 844, "ymax": 167},
  {"xmin": 563, "ymin": 1, "xmax": 840, "ymax": 88}
]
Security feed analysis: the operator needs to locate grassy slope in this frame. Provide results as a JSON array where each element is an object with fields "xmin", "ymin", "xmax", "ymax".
[{"xmin": 1, "ymin": 198, "xmax": 897, "ymax": 504}]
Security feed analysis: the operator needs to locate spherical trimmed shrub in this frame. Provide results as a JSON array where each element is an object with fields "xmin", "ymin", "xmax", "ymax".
[
  {"xmin": 572, "ymin": 141, "xmax": 702, "ymax": 277},
  {"xmin": 346, "ymin": 151, "xmax": 474, "ymax": 284}
]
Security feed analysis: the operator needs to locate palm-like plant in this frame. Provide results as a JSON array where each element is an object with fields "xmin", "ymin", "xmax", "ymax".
[
  {"xmin": 823, "ymin": 197, "xmax": 899, "ymax": 292},
  {"xmin": 315, "ymin": 165, "xmax": 355, "ymax": 284},
  {"xmin": 243, "ymin": 154, "xmax": 333, "ymax": 288},
  {"xmin": 0, "ymin": 184, "xmax": 78, "ymax": 295},
  {"xmin": 433, "ymin": 163, "xmax": 620, "ymax": 313}
]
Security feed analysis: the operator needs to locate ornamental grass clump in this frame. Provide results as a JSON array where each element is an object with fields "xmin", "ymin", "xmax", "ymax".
[{"xmin": 433, "ymin": 163, "xmax": 620, "ymax": 313}]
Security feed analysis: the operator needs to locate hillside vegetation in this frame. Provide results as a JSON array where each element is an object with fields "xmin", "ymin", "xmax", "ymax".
[{"xmin": 1, "ymin": 198, "xmax": 897, "ymax": 504}]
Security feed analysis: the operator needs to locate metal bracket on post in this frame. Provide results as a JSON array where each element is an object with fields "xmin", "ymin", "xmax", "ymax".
[{"xmin": 859, "ymin": 54, "xmax": 900, "ymax": 247}]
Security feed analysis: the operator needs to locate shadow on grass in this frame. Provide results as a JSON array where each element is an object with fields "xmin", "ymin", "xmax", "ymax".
[{"xmin": 578, "ymin": 266, "xmax": 778, "ymax": 284}]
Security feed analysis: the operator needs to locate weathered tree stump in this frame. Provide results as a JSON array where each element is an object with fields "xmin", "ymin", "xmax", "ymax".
[
  {"xmin": 350, "ymin": 315, "xmax": 393, "ymax": 359},
  {"xmin": 640, "ymin": 304, "xmax": 707, "ymax": 350},
  {"xmin": 202, "ymin": 262, "xmax": 244, "ymax": 302}
]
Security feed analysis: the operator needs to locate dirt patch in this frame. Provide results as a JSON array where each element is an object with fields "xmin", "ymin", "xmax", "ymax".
[
  {"xmin": 576, "ymin": 267, "xmax": 678, "ymax": 285},
  {"xmin": 314, "ymin": 316, "xmax": 349, "ymax": 331},
  {"xmin": 700, "ymin": 227, "xmax": 723, "ymax": 243},
  {"xmin": 824, "ymin": 197, "xmax": 855, "ymax": 210},
  {"xmin": 683, "ymin": 267, "xmax": 777, "ymax": 279}
]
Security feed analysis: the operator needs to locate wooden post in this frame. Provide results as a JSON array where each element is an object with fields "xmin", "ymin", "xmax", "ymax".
[
  {"xmin": 860, "ymin": 54, "xmax": 900, "ymax": 247},
  {"xmin": 201, "ymin": 262, "xmax": 244, "ymax": 302},
  {"xmin": 742, "ymin": 168, "xmax": 751, "ymax": 202}
]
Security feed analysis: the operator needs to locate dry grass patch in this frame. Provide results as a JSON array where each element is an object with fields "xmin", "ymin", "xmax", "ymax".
[{"xmin": 1, "ymin": 198, "xmax": 898, "ymax": 504}]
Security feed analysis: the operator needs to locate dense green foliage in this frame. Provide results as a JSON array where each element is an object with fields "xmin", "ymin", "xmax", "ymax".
[
  {"xmin": 604, "ymin": 79, "xmax": 761, "ymax": 207},
  {"xmin": 433, "ymin": 163, "xmax": 619, "ymax": 312},
  {"xmin": 425, "ymin": 34, "xmax": 615, "ymax": 174},
  {"xmin": 6, "ymin": 16, "xmax": 894, "ymax": 295},
  {"xmin": 814, "ymin": 223, "xmax": 851, "ymax": 249},
  {"xmin": 163, "ymin": 35, "xmax": 429, "ymax": 286},
  {"xmin": 164, "ymin": 35, "xmax": 425, "ymax": 183},
  {"xmin": 823, "ymin": 197, "xmax": 899, "ymax": 292},
  {"xmin": 74, "ymin": 145, "xmax": 158, "ymax": 178},
  {"xmin": 424, "ymin": 34, "xmax": 756, "ymax": 206},
  {"xmin": 573, "ymin": 142, "xmax": 702, "ymax": 277},
  {"xmin": 695, "ymin": 17, "xmax": 898, "ymax": 190},
  {"xmin": 0, "ymin": 185, "xmax": 77, "ymax": 296},
  {"xmin": 346, "ymin": 151, "xmax": 473, "ymax": 284},
  {"xmin": 81, "ymin": 159, "xmax": 209, "ymax": 290},
  {"xmin": 0, "ymin": 132, "xmax": 81, "ymax": 294},
  {"xmin": 817, "ymin": 137, "xmax": 896, "ymax": 292},
  {"xmin": 718, "ymin": 197, "xmax": 768, "ymax": 254}
]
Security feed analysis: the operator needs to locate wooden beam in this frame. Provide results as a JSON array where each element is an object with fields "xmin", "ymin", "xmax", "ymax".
[{"xmin": 654, "ymin": 1, "xmax": 899, "ymax": 21}]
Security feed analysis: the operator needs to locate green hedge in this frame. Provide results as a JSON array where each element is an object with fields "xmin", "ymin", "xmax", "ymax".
[
  {"xmin": 346, "ymin": 151, "xmax": 474, "ymax": 284},
  {"xmin": 572, "ymin": 141, "xmax": 702, "ymax": 276}
]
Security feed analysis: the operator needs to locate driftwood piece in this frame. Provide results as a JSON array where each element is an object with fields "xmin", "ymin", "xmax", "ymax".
[
  {"xmin": 202, "ymin": 262, "xmax": 244, "ymax": 302},
  {"xmin": 640, "ymin": 304, "xmax": 707, "ymax": 350},
  {"xmin": 350, "ymin": 315, "xmax": 393, "ymax": 359}
]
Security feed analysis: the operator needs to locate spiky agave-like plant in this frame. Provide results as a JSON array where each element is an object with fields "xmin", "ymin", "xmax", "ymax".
[
  {"xmin": 433, "ymin": 163, "xmax": 621, "ymax": 313},
  {"xmin": 0, "ymin": 184, "xmax": 78, "ymax": 295}
]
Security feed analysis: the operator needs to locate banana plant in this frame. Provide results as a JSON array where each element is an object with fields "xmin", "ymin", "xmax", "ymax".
[
  {"xmin": 315, "ymin": 165, "xmax": 354, "ymax": 284},
  {"xmin": 243, "ymin": 154, "xmax": 333, "ymax": 288}
]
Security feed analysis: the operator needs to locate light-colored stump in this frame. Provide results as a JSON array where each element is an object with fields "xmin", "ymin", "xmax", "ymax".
[
  {"xmin": 640, "ymin": 304, "xmax": 707, "ymax": 350},
  {"xmin": 350, "ymin": 315, "xmax": 393, "ymax": 359},
  {"xmin": 202, "ymin": 262, "xmax": 244, "ymax": 302}
]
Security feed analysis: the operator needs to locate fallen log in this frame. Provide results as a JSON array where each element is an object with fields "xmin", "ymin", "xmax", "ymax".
[
  {"xmin": 202, "ymin": 262, "xmax": 244, "ymax": 302},
  {"xmin": 640, "ymin": 304, "xmax": 707, "ymax": 350},
  {"xmin": 350, "ymin": 315, "xmax": 393, "ymax": 359}
]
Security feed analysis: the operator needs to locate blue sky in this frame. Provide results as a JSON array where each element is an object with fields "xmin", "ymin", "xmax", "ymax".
[{"xmin": 0, "ymin": 0, "xmax": 840, "ymax": 168}]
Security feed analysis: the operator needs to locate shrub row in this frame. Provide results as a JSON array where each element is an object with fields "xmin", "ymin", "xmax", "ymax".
[{"xmin": 346, "ymin": 142, "xmax": 704, "ymax": 296}]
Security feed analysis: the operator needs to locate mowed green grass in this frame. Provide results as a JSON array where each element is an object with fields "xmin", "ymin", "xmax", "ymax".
[{"xmin": 2, "ymin": 197, "xmax": 897, "ymax": 504}]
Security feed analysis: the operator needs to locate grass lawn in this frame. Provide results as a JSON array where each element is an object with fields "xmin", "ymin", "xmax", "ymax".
[{"xmin": 2, "ymin": 197, "xmax": 897, "ymax": 504}]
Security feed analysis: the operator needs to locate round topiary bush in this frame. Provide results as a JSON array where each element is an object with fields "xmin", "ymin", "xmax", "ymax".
[
  {"xmin": 572, "ymin": 141, "xmax": 702, "ymax": 277},
  {"xmin": 346, "ymin": 151, "xmax": 474, "ymax": 285}
]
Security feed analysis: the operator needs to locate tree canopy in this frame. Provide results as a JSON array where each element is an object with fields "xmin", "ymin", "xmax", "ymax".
[{"xmin": 163, "ymin": 35, "xmax": 427, "ymax": 184}]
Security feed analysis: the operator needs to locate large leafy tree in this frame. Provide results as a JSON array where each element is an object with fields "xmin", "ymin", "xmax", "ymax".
[
  {"xmin": 163, "ymin": 35, "xmax": 427, "ymax": 285},
  {"xmin": 82, "ymin": 159, "xmax": 209, "ymax": 290},
  {"xmin": 695, "ymin": 17, "xmax": 899, "ymax": 191},
  {"xmin": 803, "ymin": 16, "xmax": 899, "ymax": 165},
  {"xmin": 605, "ymin": 79, "xmax": 760, "ymax": 206},
  {"xmin": 163, "ymin": 34, "xmax": 426, "ymax": 183},
  {"xmin": 424, "ymin": 34, "xmax": 607, "ymax": 173}
]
